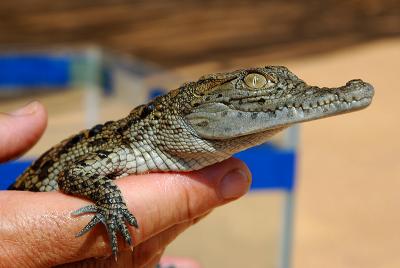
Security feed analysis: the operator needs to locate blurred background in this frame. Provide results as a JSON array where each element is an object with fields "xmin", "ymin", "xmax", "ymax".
[{"xmin": 0, "ymin": 1, "xmax": 399, "ymax": 267}]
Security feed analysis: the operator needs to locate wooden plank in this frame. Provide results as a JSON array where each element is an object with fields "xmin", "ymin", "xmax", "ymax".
[{"xmin": 0, "ymin": 0, "xmax": 399, "ymax": 67}]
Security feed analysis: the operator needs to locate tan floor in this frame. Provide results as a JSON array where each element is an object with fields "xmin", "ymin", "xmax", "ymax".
[
  {"xmin": 167, "ymin": 38, "xmax": 400, "ymax": 267},
  {"xmin": 1, "ymin": 38, "xmax": 399, "ymax": 267},
  {"xmin": 291, "ymin": 39, "xmax": 400, "ymax": 268}
]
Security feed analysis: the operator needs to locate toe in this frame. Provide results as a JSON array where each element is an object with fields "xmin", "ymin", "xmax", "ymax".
[
  {"xmin": 76, "ymin": 214, "xmax": 104, "ymax": 237},
  {"xmin": 71, "ymin": 205, "xmax": 97, "ymax": 216},
  {"xmin": 117, "ymin": 219, "xmax": 132, "ymax": 246}
]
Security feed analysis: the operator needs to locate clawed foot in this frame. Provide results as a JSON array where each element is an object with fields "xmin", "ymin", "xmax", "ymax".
[{"xmin": 72, "ymin": 204, "xmax": 139, "ymax": 257}]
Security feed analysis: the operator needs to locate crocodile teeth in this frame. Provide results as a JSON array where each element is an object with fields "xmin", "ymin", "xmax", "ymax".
[
  {"xmin": 341, "ymin": 102, "xmax": 349, "ymax": 109},
  {"xmin": 236, "ymin": 96, "xmax": 368, "ymax": 114},
  {"xmin": 295, "ymin": 107, "xmax": 304, "ymax": 118}
]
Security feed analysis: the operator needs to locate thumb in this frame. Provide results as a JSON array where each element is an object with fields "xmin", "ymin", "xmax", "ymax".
[
  {"xmin": 0, "ymin": 101, "xmax": 47, "ymax": 162},
  {"xmin": 118, "ymin": 157, "xmax": 252, "ymax": 246}
]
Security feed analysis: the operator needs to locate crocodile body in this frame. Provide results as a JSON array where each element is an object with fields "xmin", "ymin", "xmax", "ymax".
[{"xmin": 9, "ymin": 66, "xmax": 374, "ymax": 255}]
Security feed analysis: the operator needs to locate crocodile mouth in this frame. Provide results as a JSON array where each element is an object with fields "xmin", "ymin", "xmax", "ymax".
[
  {"xmin": 185, "ymin": 79, "xmax": 374, "ymax": 140},
  {"xmin": 248, "ymin": 95, "xmax": 373, "ymax": 125},
  {"xmin": 236, "ymin": 91, "xmax": 371, "ymax": 113},
  {"xmin": 234, "ymin": 79, "xmax": 374, "ymax": 122}
]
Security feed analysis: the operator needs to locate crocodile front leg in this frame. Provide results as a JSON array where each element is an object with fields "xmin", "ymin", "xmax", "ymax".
[{"xmin": 57, "ymin": 150, "xmax": 138, "ymax": 256}]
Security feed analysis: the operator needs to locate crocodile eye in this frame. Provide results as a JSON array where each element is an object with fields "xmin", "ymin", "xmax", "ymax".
[{"xmin": 244, "ymin": 73, "xmax": 274, "ymax": 89}]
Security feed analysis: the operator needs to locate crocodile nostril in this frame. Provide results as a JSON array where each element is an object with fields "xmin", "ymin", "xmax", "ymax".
[
  {"xmin": 346, "ymin": 79, "xmax": 364, "ymax": 86},
  {"xmin": 344, "ymin": 79, "xmax": 374, "ymax": 97}
]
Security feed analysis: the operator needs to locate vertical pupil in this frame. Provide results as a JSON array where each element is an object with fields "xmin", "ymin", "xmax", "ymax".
[{"xmin": 252, "ymin": 76, "xmax": 258, "ymax": 86}]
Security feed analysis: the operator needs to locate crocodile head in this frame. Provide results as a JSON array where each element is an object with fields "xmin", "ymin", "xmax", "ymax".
[{"xmin": 183, "ymin": 66, "xmax": 374, "ymax": 140}]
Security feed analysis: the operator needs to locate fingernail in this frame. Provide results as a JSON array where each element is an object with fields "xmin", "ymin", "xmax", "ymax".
[
  {"xmin": 10, "ymin": 101, "xmax": 39, "ymax": 116},
  {"xmin": 220, "ymin": 169, "xmax": 251, "ymax": 199}
]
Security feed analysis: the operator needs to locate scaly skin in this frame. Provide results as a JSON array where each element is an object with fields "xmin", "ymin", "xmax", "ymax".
[{"xmin": 9, "ymin": 66, "xmax": 374, "ymax": 256}]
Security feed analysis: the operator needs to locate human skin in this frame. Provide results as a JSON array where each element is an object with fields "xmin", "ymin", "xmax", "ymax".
[{"xmin": 0, "ymin": 102, "xmax": 251, "ymax": 267}]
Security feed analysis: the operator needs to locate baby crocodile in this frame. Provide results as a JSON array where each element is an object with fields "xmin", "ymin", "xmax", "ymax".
[{"xmin": 9, "ymin": 66, "xmax": 374, "ymax": 256}]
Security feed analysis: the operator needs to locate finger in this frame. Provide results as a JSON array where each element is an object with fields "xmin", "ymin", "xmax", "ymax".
[
  {"xmin": 109, "ymin": 210, "xmax": 210, "ymax": 268},
  {"xmin": 0, "ymin": 158, "xmax": 251, "ymax": 266},
  {"xmin": 0, "ymin": 101, "xmax": 47, "ymax": 162},
  {"xmin": 131, "ymin": 219, "xmax": 194, "ymax": 267},
  {"xmin": 67, "ymin": 216, "xmax": 198, "ymax": 267},
  {"xmin": 131, "ymin": 211, "xmax": 210, "ymax": 268},
  {"xmin": 143, "ymin": 249, "xmax": 164, "ymax": 268},
  {"xmin": 119, "ymin": 157, "xmax": 251, "ymax": 244},
  {"xmin": 159, "ymin": 256, "xmax": 202, "ymax": 268}
]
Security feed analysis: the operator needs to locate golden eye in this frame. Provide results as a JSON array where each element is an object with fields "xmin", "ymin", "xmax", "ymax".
[{"xmin": 244, "ymin": 73, "xmax": 274, "ymax": 89}]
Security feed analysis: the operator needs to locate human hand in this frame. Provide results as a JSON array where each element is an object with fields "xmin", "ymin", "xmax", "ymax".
[{"xmin": 0, "ymin": 102, "xmax": 252, "ymax": 267}]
